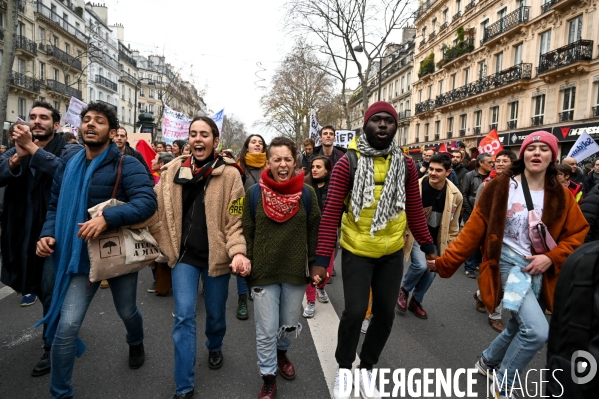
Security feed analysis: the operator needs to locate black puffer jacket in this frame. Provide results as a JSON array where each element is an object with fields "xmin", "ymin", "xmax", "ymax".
[
  {"xmin": 580, "ymin": 184, "xmax": 599, "ymax": 243},
  {"xmin": 460, "ymin": 169, "xmax": 489, "ymax": 215}
]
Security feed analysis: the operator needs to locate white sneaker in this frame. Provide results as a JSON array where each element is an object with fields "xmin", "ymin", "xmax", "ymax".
[
  {"xmin": 303, "ymin": 302, "xmax": 315, "ymax": 318},
  {"xmin": 359, "ymin": 369, "xmax": 381, "ymax": 399},
  {"xmin": 333, "ymin": 368, "xmax": 352, "ymax": 399},
  {"xmin": 316, "ymin": 288, "xmax": 329, "ymax": 303}
]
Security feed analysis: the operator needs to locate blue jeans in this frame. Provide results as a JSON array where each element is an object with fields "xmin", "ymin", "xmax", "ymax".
[
  {"xmin": 171, "ymin": 262, "xmax": 230, "ymax": 395},
  {"xmin": 481, "ymin": 246, "xmax": 549, "ymax": 389},
  {"xmin": 50, "ymin": 272, "xmax": 144, "ymax": 399},
  {"xmin": 402, "ymin": 244, "xmax": 437, "ymax": 303},
  {"xmin": 236, "ymin": 274, "xmax": 248, "ymax": 295},
  {"xmin": 40, "ymin": 256, "xmax": 56, "ymax": 351},
  {"xmin": 252, "ymin": 282, "xmax": 305, "ymax": 376}
]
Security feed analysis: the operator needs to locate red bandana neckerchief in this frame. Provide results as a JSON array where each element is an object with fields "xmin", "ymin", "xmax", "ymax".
[{"xmin": 259, "ymin": 169, "xmax": 305, "ymax": 222}]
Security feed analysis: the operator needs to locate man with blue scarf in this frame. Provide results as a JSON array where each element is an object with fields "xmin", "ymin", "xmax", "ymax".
[{"xmin": 36, "ymin": 102, "xmax": 157, "ymax": 399}]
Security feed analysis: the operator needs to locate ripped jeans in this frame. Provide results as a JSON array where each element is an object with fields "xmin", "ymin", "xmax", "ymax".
[{"xmin": 252, "ymin": 282, "xmax": 305, "ymax": 376}]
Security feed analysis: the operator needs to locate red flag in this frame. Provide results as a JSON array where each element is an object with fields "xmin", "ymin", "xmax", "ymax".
[
  {"xmin": 438, "ymin": 142, "xmax": 448, "ymax": 153},
  {"xmin": 135, "ymin": 139, "xmax": 157, "ymax": 173},
  {"xmin": 477, "ymin": 129, "xmax": 503, "ymax": 157}
]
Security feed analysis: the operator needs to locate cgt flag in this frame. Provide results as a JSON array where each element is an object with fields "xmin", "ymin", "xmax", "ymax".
[
  {"xmin": 477, "ymin": 128, "xmax": 503, "ymax": 156},
  {"xmin": 567, "ymin": 130, "xmax": 599, "ymax": 162}
]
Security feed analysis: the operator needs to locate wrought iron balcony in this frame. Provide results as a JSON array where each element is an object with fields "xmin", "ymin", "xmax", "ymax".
[
  {"xmin": 10, "ymin": 71, "xmax": 41, "ymax": 93},
  {"xmin": 441, "ymin": 38, "xmax": 475, "ymax": 64},
  {"xmin": 435, "ymin": 134, "xmax": 440, "ymax": 140},
  {"xmin": 532, "ymin": 116, "xmax": 544, "ymax": 126},
  {"xmin": 418, "ymin": 62, "xmax": 435, "ymax": 78},
  {"xmin": 119, "ymin": 72, "xmax": 137, "ymax": 86},
  {"xmin": 398, "ymin": 110, "xmax": 411, "ymax": 120},
  {"xmin": 118, "ymin": 50, "xmax": 138, "ymax": 67},
  {"xmin": 465, "ymin": 1, "xmax": 476, "ymax": 12},
  {"xmin": 425, "ymin": 135, "xmax": 430, "ymax": 142},
  {"xmin": 95, "ymin": 75, "xmax": 118, "ymax": 92},
  {"xmin": 448, "ymin": 131, "xmax": 453, "ymax": 138},
  {"xmin": 541, "ymin": 0, "xmax": 564, "ymax": 13},
  {"xmin": 474, "ymin": 126, "xmax": 481, "ymax": 135},
  {"xmin": 507, "ymin": 120, "xmax": 518, "ymax": 130},
  {"xmin": 537, "ymin": 40, "xmax": 593, "ymax": 74},
  {"xmin": 414, "ymin": 0, "xmax": 437, "ymax": 20},
  {"xmin": 490, "ymin": 123, "xmax": 498, "ymax": 130},
  {"xmin": 593, "ymin": 107, "xmax": 599, "ymax": 118},
  {"xmin": 453, "ymin": 11, "xmax": 462, "ymax": 22},
  {"xmin": 439, "ymin": 21, "xmax": 448, "ymax": 32},
  {"xmin": 559, "ymin": 110, "xmax": 574, "ymax": 122},
  {"xmin": 482, "ymin": 7, "xmax": 529, "ymax": 44},
  {"xmin": 47, "ymin": 45, "xmax": 82, "ymax": 70},
  {"xmin": 35, "ymin": 2, "xmax": 88, "ymax": 42},
  {"xmin": 435, "ymin": 63, "xmax": 532, "ymax": 108},
  {"xmin": 46, "ymin": 79, "xmax": 83, "ymax": 100},
  {"xmin": 429, "ymin": 31, "xmax": 437, "ymax": 41},
  {"xmin": 419, "ymin": 39, "xmax": 426, "ymax": 48},
  {"xmin": 16, "ymin": 35, "xmax": 37, "ymax": 55},
  {"xmin": 416, "ymin": 136, "xmax": 420, "ymax": 143},
  {"xmin": 415, "ymin": 99, "xmax": 435, "ymax": 115},
  {"xmin": 459, "ymin": 129, "xmax": 466, "ymax": 137}
]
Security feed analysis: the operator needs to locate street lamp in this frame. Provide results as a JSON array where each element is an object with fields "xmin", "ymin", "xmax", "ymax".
[
  {"xmin": 133, "ymin": 77, "xmax": 155, "ymax": 136},
  {"xmin": 353, "ymin": 44, "xmax": 384, "ymax": 101}
]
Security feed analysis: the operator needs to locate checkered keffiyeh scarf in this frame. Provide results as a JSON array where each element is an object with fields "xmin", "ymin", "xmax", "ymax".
[{"xmin": 351, "ymin": 135, "xmax": 406, "ymax": 236}]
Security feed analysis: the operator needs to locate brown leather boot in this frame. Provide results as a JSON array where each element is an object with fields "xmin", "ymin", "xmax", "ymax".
[
  {"xmin": 258, "ymin": 374, "xmax": 277, "ymax": 399},
  {"xmin": 488, "ymin": 318, "xmax": 505, "ymax": 332},
  {"xmin": 473, "ymin": 292, "xmax": 486, "ymax": 313},
  {"xmin": 396, "ymin": 286, "xmax": 408, "ymax": 312},
  {"xmin": 408, "ymin": 297, "xmax": 428, "ymax": 319}
]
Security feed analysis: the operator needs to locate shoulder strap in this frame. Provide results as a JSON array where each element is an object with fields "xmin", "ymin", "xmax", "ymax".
[
  {"xmin": 346, "ymin": 149, "xmax": 358, "ymax": 196},
  {"xmin": 111, "ymin": 155, "xmax": 125, "ymax": 199},
  {"xmin": 302, "ymin": 185, "xmax": 311, "ymax": 215},
  {"xmin": 520, "ymin": 173, "xmax": 535, "ymax": 212},
  {"xmin": 250, "ymin": 183, "xmax": 261, "ymax": 223}
]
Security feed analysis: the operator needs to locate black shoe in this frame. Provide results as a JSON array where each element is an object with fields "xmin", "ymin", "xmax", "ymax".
[
  {"xmin": 465, "ymin": 270, "xmax": 477, "ymax": 279},
  {"xmin": 31, "ymin": 350, "xmax": 51, "ymax": 377},
  {"xmin": 172, "ymin": 389, "xmax": 194, "ymax": 399},
  {"xmin": 129, "ymin": 342, "xmax": 145, "ymax": 369},
  {"xmin": 208, "ymin": 350, "xmax": 223, "ymax": 369},
  {"xmin": 236, "ymin": 294, "xmax": 249, "ymax": 320}
]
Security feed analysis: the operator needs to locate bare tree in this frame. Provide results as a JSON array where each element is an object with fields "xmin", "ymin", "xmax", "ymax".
[
  {"xmin": 0, "ymin": 0, "xmax": 21, "ymax": 133},
  {"xmin": 286, "ymin": 0, "xmax": 413, "ymax": 117},
  {"xmin": 220, "ymin": 114, "xmax": 248, "ymax": 154},
  {"xmin": 259, "ymin": 39, "xmax": 337, "ymax": 146}
]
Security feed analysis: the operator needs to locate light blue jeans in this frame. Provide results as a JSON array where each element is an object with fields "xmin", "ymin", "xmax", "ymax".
[
  {"xmin": 481, "ymin": 246, "xmax": 549, "ymax": 389},
  {"xmin": 171, "ymin": 262, "xmax": 230, "ymax": 395},
  {"xmin": 402, "ymin": 244, "xmax": 437, "ymax": 303},
  {"xmin": 50, "ymin": 272, "xmax": 143, "ymax": 399},
  {"xmin": 252, "ymin": 282, "xmax": 305, "ymax": 376}
]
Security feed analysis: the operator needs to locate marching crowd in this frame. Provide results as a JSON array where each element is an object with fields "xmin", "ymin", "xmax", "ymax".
[{"xmin": 0, "ymin": 98, "xmax": 593, "ymax": 399}]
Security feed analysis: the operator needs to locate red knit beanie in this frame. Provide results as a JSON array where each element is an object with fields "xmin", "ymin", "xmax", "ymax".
[
  {"xmin": 518, "ymin": 131, "xmax": 558, "ymax": 162},
  {"xmin": 363, "ymin": 101, "xmax": 398, "ymax": 129}
]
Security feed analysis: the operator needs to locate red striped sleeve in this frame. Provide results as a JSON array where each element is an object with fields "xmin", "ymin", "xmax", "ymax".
[
  {"xmin": 404, "ymin": 157, "xmax": 435, "ymax": 254},
  {"xmin": 315, "ymin": 156, "xmax": 350, "ymax": 266}
]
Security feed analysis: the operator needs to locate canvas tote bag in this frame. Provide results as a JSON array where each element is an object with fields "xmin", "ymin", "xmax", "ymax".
[{"xmin": 87, "ymin": 155, "xmax": 160, "ymax": 282}]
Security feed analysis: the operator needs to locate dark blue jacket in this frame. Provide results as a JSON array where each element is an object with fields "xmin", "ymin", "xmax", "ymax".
[{"xmin": 41, "ymin": 143, "xmax": 157, "ymax": 238}]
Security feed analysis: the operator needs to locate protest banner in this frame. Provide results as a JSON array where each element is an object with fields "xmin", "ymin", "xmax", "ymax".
[
  {"xmin": 309, "ymin": 109, "xmax": 354, "ymax": 148},
  {"xmin": 567, "ymin": 130, "xmax": 599, "ymax": 162},
  {"xmin": 128, "ymin": 133, "xmax": 152, "ymax": 149},
  {"xmin": 63, "ymin": 97, "xmax": 88, "ymax": 133},
  {"xmin": 162, "ymin": 104, "xmax": 191, "ymax": 144},
  {"xmin": 477, "ymin": 129, "xmax": 503, "ymax": 157}
]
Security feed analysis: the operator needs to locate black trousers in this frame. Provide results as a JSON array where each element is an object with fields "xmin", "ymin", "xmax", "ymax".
[{"xmin": 335, "ymin": 248, "xmax": 404, "ymax": 369}]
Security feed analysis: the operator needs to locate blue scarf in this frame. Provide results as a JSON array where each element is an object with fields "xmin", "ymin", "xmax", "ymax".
[{"xmin": 36, "ymin": 147, "xmax": 111, "ymax": 357}]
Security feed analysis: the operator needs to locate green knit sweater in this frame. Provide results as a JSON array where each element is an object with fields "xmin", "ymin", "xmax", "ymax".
[{"xmin": 242, "ymin": 184, "xmax": 321, "ymax": 287}]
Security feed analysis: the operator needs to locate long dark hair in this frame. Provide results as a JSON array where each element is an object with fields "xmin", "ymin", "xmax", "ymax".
[
  {"xmin": 172, "ymin": 139, "xmax": 186, "ymax": 156},
  {"xmin": 507, "ymin": 156, "xmax": 559, "ymax": 189},
  {"xmin": 238, "ymin": 134, "xmax": 266, "ymax": 171},
  {"xmin": 304, "ymin": 155, "xmax": 332, "ymax": 186}
]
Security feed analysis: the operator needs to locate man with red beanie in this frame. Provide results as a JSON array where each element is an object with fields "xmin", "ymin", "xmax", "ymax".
[{"xmin": 312, "ymin": 101, "xmax": 436, "ymax": 399}]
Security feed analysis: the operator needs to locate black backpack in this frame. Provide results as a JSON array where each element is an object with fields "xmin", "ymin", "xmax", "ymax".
[{"xmin": 547, "ymin": 241, "xmax": 599, "ymax": 398}]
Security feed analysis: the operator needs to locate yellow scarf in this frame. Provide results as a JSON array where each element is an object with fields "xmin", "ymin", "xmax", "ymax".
[{"xmin": 245, "ymin": 152, "xmax": 266, "ymax": 169}]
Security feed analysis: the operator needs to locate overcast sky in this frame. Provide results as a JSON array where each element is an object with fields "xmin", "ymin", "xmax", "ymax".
[{"xmin": 104, "ymin": 0, "xmax": 407, "ymax": 139}]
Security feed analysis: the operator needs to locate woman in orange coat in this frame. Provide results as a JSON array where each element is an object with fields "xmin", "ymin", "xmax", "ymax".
[{"xmin": 427, "ymin": 131, "xmax": 588, "ymax": 399}]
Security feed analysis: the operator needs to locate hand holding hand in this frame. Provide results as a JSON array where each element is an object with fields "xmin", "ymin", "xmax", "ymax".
[
  {"xmin": 523, "ymin": 254, "xmax": 552, "ymax": 275},
  {"xmin": 230, "ymin": 254, "xmax": 251, "ymax": 276},
  {"xmin": 77, "ymin": 216, "xmax": 108, "ymax": 242},
  {"xmin": 36, "ymin": 237, "xmax": 56, "ymax": 257},
  {"xmin": 426, "ymin": 259, "xmax": 437, "ymax": 273},
  {"xmin": 310, "ymin": 265, "xmax": 327, "ymax": 287}
]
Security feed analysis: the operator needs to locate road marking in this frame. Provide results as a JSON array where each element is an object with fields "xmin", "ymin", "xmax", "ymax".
[
  {"xmin": 303, "ymin": 295, "xmax": 360, "ymax": 399},
  {"xmin": 0, "ymin": 286, "xmax": 15, "ymax": 301}
]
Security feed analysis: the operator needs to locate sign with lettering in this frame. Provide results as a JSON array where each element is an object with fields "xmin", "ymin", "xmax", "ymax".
[
  {"xmin": 309, "ymin": 109, "xmax": 353, "ymax": 148},
  {"xmin": 63, "ymin": 97, "xmax": 87, "ymax": 131},
  {"xmin": 567, "ymin": 131, "xmax": 599, "ymax": 162},
  {"xmin": 477, "ymin": 129, "xmax": 504, "ymax": 156},
  {"xmin": 162, "ymin": 104, "xmax": 191, "ymax": 144}
]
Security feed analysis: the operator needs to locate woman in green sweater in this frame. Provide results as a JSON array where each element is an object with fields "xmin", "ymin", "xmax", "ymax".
[{"xmin": 242, "ymin": 137, "xmax": 321, "ymax": 399}]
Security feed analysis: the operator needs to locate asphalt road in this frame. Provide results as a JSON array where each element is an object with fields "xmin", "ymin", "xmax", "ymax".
[{"xmin": 0, "ymin": 252, "xmax": 549, "ymax": 399}]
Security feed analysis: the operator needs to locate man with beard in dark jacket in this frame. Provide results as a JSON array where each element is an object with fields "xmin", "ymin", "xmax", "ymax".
[
  {"xmin": 451, "ymin": 149, "xmax": 468, "ymax": 189},
  {"xmin": 0, "ymin": 101, "xmax": 82, "ymax": 377}
]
